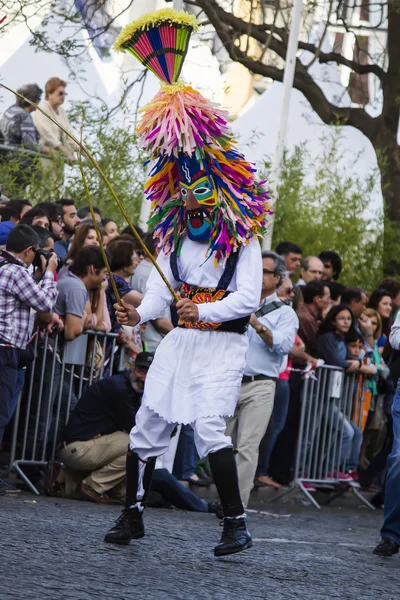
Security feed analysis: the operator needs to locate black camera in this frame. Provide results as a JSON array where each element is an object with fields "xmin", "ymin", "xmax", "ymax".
[{"xmin": 33, "ymin": 249, "xmax": 63, "ymax": 271}]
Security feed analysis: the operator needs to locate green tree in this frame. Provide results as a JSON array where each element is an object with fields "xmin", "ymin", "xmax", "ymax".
[{"xmin": 268, "ymin": 131, "xmax": 386, "ymax": 290}]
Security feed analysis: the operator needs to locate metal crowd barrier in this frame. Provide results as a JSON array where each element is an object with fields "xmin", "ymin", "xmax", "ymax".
[
  {"xmin": 271, "ymin": 364, "xmax": 375, "ymax": 510},
  {"xmin": 0, "ymin": 142, "xmax": 68, "ymax": 160},
  {"xmin": 6, "ymin": 329, "xmax": 119, "ymax": 494}
]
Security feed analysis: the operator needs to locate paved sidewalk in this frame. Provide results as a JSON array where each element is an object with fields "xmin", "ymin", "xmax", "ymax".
[{"xmin": 1, "ymin": 494, "xmax": 399, "ymax": 600}]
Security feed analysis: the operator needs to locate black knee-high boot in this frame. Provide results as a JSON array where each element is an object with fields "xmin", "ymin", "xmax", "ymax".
[
  {"xmin": 104, "ymin": 450, "xmax": 156, "ymax": 545},
  {"xmin": 125, "ymin": 450, "xmax": 157, "ymax": 508},
  {"xmin": 208, "ymin": 447, "xmax": 244, "ymax": 517},
  {"xmin": 208, "ymin": 447, "xmax": 253, "ymax": 557}
]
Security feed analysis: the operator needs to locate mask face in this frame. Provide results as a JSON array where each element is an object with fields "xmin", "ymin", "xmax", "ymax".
[
  {"xmin": 180, "ymin": 175, "xmax": 218, "ymax": 208},
  {"xmin": 177, "ymin": 155, "xmax": 217, "ymax": 241}
]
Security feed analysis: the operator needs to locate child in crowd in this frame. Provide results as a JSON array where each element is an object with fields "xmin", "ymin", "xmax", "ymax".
[{"xmin": 346, "ymin": 329, "xmax": 377, "ymax": 377}]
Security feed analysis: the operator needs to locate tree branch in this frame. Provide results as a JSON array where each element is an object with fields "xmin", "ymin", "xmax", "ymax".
[
  {"xmin": 299, "ymin": 42, "xmax": 386, "ymax": 79},
  {"xmin": 195, "ymin": 0, "xmax": 377, "ymax": 141},
  {"xmin": 195, "ymin": 0, "xmax": 386, "ymax": 80}
]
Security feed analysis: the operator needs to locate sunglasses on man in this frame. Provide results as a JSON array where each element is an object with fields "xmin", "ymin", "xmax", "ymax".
[{"xmin": 283, "ymin": 287, "xmax": 295, "ymax": 295}]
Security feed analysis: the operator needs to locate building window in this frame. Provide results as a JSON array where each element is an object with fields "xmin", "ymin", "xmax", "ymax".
[
  {"xmin": 348, "ymin": 36, "xmax": 369, "ymax": 105},
  {"xmin": 333, "ymin": 32, "xmax": 344, "ymax": 53},
  {"xmin": 359, "ymin": 0, "xmax": 370, "ymax": 22}
]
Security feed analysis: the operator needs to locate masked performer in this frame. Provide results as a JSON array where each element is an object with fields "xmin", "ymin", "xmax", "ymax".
[{"xmin": 104, "ymin": 8, "xmax": 270, "ymax": 556}]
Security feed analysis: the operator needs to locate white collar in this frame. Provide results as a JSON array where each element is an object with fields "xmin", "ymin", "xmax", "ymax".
[{"xmin": 260, "ymin": 291, "xmax": 278, "ymax": 306}]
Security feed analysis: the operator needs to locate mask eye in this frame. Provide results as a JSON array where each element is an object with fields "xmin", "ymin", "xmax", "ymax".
[
  {"xmin": 195, "ymin": 186, "xmax": 210, "ymax": 195},
  {"xmin": 180, "ymin": 188, "xmax": 187, "ymax": 197}
]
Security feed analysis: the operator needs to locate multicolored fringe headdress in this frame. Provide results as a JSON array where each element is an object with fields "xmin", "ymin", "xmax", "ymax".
[{"xmin": 114, "ymin": 8, "xmax": 270, "ymax": 263}]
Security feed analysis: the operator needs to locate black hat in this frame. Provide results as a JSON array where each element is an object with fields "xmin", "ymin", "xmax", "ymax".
[{"xmin": 135, "ymin": 351, "xmax": 154, "ymax": 369}]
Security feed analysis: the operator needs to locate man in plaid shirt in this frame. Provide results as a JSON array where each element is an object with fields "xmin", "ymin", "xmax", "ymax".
[{"xmin": 0, "ymin": 225, "xmax": 58, "ymax": 452}]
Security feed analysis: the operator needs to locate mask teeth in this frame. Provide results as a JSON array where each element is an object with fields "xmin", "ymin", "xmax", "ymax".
[{"xmin": 188, "ymin": 209, "xmax": 203, "ymax": 220}]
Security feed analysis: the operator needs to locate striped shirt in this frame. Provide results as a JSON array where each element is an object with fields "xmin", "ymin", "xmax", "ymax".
[
  {"xmin": 0, "ymin": 104, "xmax": 42, "ymax": 150},
  {"xmin": 0, "ymin": 251, "xmax": 58, "ymax": 348}
]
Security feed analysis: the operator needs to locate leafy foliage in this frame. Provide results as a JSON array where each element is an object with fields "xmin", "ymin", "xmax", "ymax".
[
  {"xmin": 268, "ymin": 131, "xmax": 388, "ymax": 290},
  {"xmin": 64, "ymin": 103, "xmax": 147, "ymax": 226}
]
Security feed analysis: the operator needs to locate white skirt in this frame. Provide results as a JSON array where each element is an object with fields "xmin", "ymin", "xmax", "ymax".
[{"xmin": 142, "ymin": 327, "xmax": 249, "ymax": 424}]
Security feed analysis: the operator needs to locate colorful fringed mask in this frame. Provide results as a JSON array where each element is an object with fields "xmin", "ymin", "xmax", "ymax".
[{"xmin": 114, "ymin": 8, "xmax": 271, "ymax": 264}]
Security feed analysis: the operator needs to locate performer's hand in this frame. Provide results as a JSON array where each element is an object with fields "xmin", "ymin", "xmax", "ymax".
[
  {"xmin": 176, "ymin": 298, "xmax": 199, "ymax": 322},
  {"xmin": 114, "ymin": 299, "xmax": 140, "ymax": 327}
]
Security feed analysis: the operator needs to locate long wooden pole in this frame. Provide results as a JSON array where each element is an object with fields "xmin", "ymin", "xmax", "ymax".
[
  {"xmin": 78, "ymin": 115, "xmax": 121, "ymax": 304},
  {"xmin": 0, "ymin": 83, "xmax": 180, "ymax": 303}
]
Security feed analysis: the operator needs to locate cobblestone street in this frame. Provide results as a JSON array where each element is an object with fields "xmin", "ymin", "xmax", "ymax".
[{"xmin": 1, "ymin": 493, "xmax": 399, "ymax": 600}]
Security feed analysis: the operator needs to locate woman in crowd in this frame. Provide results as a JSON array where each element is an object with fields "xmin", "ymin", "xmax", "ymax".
[
  {"xmin": 378, "ymin": 278, "xmax": 400, "ymax": 317},
  {"xmin": 317, "ymin": 304, "xmax": 364, "ymax": 481},
  {"xmin": 79, "ymin": 217, "xmax": 110, "ymax": 248},
  {"xmin": 102, "ymin": 218, "xmax": 119, "ymax": 242},
  {"xmin": 63, "ymin": 223, "xmax": 102, "ymax": 262},
  {"xmin": 317, "ymin": 304, "xmax": 360, "ymax": 371},
  {"xmin": 356, "ymin": 308, "xmax": 394, "ymax": 503},
  {"xmin": 363, "ymin": 308, "xmax": 390, "ymax": 372},
  {"xmin": 367, "ymin": 289, "xmax": 393, "ymax": 352},
  {"xmin": 32, "ymin": 77, "xmax": 78, "ymax": 161}
]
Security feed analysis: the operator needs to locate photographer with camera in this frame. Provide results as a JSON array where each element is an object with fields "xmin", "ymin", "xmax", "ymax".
[
  {"xmin": 30, "ymin": 225, "xmax": 62, "ymax": 281},
  {"xmin": 0, "ymin": 225, "xmax": 58, "ymax": 492}
]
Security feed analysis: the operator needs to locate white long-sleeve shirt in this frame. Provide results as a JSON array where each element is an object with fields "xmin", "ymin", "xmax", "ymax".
[
  {"xmin": 137, "ymin": 236, "xmax": 262, "ymax": 325},
  {"xmin": 244, "ymin": 292, "xmax": 299, "ymax": 378}
]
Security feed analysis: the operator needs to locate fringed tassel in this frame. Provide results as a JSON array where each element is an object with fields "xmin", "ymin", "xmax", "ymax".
[{"xmin": 137, "ymin": 86, "xmax": 233, "ymax": 159}]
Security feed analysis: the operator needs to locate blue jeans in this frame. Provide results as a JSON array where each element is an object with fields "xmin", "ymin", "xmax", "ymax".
[
  {"xmin": 151, "ymin": 468, "xmax": 208, "ymax": 512},
  {"xmin": 257, "ymin": 379, "xmax": 290, "ymax": 476},
  {"xmin": 0, "ymin": 346, "xmax": 20, "ymax": 446},
  {"xmin": 329, "ymin": 403, "xmax": 363, "ymax": 471},
  {"xmin": 381, "ymin": 380, "xmax": 400, "ymax": 543},
  {"xmin": 7, "ymin": 367, "xmax": 26, "ymax": 435},
  {"xmin": 172, "ymin": 424, "xmax": 197, "ymax": 480}
]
